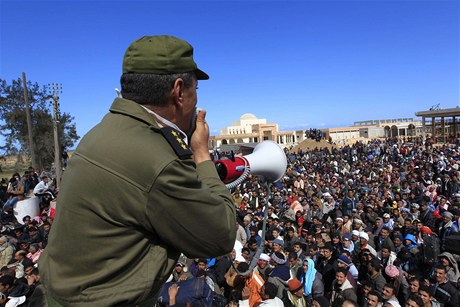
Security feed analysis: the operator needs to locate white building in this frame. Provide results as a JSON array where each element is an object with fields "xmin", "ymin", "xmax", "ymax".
[
  {"xmin": 210, "ymin": 114, "xmax": 306, "ymax": 148},
  {"xmin": 322, "ymin": 118, "xmax": 423, "ymax": 145},
  {"xmin": 220, "ymin": 113, "xmax": 267, "ymax": 135}
]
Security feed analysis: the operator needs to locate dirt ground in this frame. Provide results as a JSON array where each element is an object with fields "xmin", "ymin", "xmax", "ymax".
[{"xmin": 289, "ymin": 138, "xmax": 338, "ymax": 153}]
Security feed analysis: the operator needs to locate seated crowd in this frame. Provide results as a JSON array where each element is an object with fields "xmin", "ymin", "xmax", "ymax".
[
  {"xmin": 158, "ymin": 138, "xmax": 460, "ymax": 307},
  {"xmin": 0, "ymin": 168, "xmax": 54, "ymax": 306},
  {"xmin": 1, "ymin": 137, "xmax": 460, "ymax": 307}
]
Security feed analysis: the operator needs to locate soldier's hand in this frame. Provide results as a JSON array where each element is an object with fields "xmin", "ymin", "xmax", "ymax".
[{"xmin": 190, "ymin": 109, "xmax": 211, "ymax": 164}]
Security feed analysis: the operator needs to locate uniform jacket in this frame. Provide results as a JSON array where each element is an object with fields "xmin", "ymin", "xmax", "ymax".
[{"xmin": 39, "ymin": 98, "xmax": 236, "ymax": 306}]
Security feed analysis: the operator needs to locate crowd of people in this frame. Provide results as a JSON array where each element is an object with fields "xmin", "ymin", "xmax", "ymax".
[
  {"xmin": 158, "ymin": 137, "xmax": 460, "ymax": 307},
  {"xmin": 0, "ymin": 168, "xmax": 55, "ymax": 306},
  {"xmin": 0, "ymin": 136, "xmax": 460, "ymax": 306},
  {"xmin": 304, "ymin": 129, "xmax": 324, "ymax": 142}
]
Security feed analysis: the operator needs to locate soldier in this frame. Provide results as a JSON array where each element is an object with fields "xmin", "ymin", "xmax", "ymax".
[{"xmin": 39, "ymin": 35, "xmax": 236, "ymax": 306}]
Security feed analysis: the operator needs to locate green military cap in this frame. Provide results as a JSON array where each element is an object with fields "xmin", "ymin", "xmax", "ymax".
[{"xmin": 122, "ymin": 35, "xmax": 209, "ymax": 80}]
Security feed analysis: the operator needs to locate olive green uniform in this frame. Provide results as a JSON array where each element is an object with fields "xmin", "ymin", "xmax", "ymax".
[{"xmin": 39, "ymin": 98, "xmax": 236, "ymax": 306}]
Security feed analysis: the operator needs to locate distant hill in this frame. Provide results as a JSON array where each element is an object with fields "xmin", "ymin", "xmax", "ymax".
[
  {"xmin": 1, "ymin": 154, "xmax": 26, "ymax": 169},
  {"xmin": 0, "ymin": 154, "xmax": 28, "ymax": 178},
  {"xmin": 0, "ymin": 150, "xmax": 75, "ymax": 178}
]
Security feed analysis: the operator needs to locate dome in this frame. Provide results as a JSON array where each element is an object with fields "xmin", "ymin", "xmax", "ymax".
[{"xmin": 240, "ymin": 113, "xmax": 257, "ymax": 119}]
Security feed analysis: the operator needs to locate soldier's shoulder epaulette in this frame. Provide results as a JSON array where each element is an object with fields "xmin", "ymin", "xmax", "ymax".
[{"xmin": 160, "ymin": 127, "xmax": 192, "ymax": 158}]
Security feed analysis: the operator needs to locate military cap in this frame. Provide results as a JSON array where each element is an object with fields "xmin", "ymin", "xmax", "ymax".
[{"xmin": 122, "ymin": 35, "xmax": 209, "ymax": 79}]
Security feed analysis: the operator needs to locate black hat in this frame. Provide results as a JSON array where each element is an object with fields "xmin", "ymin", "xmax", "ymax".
[{"xmin": 313, "ymin": 296, "xmax": 330, "ymax": 307}]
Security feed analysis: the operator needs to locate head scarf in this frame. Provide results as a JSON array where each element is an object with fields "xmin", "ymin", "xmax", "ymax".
[{"xmin": 300, "ymin": 258, "xmax": 316, "ymax": 296}]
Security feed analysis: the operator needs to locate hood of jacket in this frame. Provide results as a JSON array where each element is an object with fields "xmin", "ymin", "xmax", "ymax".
[{"xmin": 439, "ymin": 251, "xmax": 460, "ymax": 278}]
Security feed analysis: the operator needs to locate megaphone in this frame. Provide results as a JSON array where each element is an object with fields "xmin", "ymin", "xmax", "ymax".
[{"xmin": 215, "ymin": 140, "xmax": 287, "ymax": 183}]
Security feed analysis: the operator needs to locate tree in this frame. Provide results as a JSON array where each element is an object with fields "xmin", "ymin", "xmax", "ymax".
[{"xmin": 0, "ymin": 78, "xmax": 79, "ymax": 171}]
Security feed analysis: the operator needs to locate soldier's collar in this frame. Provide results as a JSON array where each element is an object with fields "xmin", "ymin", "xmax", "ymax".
[
  {"xmin": 160, "ymin": 127, "xmax": 192, "ymax": 158},
  {"xmin": 140, "ymin": 105, "xmax": 188, "ymax": 145}
]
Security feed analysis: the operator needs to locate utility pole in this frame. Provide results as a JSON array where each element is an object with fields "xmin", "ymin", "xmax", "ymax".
[
  {"xmin": 49, "ymin": 83, "xmax": 62, "ymax": 188},
  {"xmin": 22, "ymin": 72, "xmax": 37, "ymax": 169}
]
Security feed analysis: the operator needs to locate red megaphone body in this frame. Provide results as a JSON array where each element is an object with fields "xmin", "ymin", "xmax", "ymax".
[
  {"xmin": 215, "ymin": 157, "xmax": 248, "ymax": 184},
  {"xmin": 214, "ymin": 141, "xmax": 287, "ymax": 184}
]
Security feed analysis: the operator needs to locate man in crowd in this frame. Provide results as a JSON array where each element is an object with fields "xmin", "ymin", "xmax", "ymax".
[
  {"xmin": 381, "ymin": 283, "xmax": 400, "ymax": 307},
  {"xmin": 3, "ymin": 177, "xmax": 24, "ymax": 210},
  {"xmin": 426, "ymin": 264, "xmax": 459, "ymax": 307},
  {"xmin": 375, "ymin": 226, "xmax": 395, "ymax": 252},
  {"xmin": 367, "ymin": 258, "xmax": 387, "ymax": 295},
  {"xmin": 317, "ymin": 243, "xmax": 337, "ymax": 298}
]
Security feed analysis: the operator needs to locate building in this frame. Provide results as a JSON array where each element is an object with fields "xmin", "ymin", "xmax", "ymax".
[
  {"xmin": 415, "ymin": 106, "xmax": 460, "ymax": 143},
  {"xmin": 210, "ymin": 113, "xmax": 431, "ymax": 149},
  {"xmin": 209, "ymin": 113, "xmax": 306, "ymax": 148},
  {"xmin": 321, "ymin": 118, "xmax": 423, "ymax": 145}
]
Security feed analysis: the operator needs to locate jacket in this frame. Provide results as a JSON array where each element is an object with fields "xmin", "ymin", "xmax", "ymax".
[
  {"xmin": 437, "ymin": 252, "xmax": 460, "ymax": 283},
  {"xmin": 295, "ymin": 269, "xmax": 324, "ymax": 298},
  {"xmin": 331, "ymin": 279, "xmax": 357, "ymax": 307},
  {"xmin": 430, "ymin": 279, "xmax": 459, "ymax": 307},
  {"xmin": 39, "ymin": 98, "xmax": 236, "ymax": 306},
  {"xmin": 0, "ymin": 243, "xmax": 13, "ymax": 268},
  {"xmin": 317, "ymin": 257, "xmax": 337, "ymax": 293}
]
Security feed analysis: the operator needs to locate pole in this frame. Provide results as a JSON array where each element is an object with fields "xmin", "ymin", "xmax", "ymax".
[
  {"xmin": 22, "ymin": 73, "xmax": 37, "ymax": 168},
  {"xmin": 50, "ymin": 83, "xmax": 62, "ymax": 188}
]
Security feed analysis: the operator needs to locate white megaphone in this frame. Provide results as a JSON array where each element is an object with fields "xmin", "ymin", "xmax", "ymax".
[{"xmin": 214, "ymin": 140, "xmax": 287, "ymax": 184}]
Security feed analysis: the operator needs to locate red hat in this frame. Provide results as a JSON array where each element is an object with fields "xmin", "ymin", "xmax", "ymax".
[
  {"xmin": 420, "ymin": 226, "xmax": 433, "ymax": 235},
  {"xmin": 288, "ymin": 278, "xmax": 303, "ymax": 292},
  {"xmin": 433, "ymin": 210, "xmax": 442, "ymax": 219}
]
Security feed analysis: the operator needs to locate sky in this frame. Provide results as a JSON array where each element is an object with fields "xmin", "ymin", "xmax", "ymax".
[{"xmin": 1, "ymin": 0, "xmax": 459, "ymax": 147}]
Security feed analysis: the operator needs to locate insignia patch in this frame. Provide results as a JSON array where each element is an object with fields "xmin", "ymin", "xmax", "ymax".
[{"xmin": 160, "ymin": 127, "xmax": 192, "ymax": 158}]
